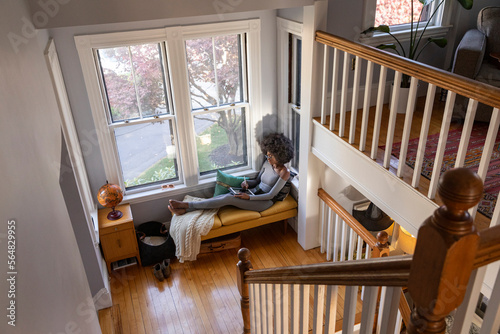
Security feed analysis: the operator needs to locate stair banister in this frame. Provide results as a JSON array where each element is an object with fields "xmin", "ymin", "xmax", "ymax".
[
  {"xmin": 237, "ymin": 248, "xmax": 252, "ymax": 334},
  {"xmin": 237, "ymin": 168, "xmax": 500, "ymax": 333},
  {"xmin": 406, "ymin": 168, "xmax": 483, "ymax": 334},
  {"xmin": 315, "ymin": 31, "xmax": 500, "ymax": 110}
]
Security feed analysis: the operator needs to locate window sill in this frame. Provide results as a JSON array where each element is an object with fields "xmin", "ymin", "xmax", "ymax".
[
  {"xmin": 123, "ymin": 169, "xmax": 257, "ymax": 204},
  {"xmin": 358, "ymin": 25, "xmax": 452, "ymax": 47}
]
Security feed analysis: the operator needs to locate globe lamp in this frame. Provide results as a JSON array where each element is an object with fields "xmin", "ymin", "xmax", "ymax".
[{"xmin": 97, "ymin": 181, "xmax": 124, "ymax": 220}]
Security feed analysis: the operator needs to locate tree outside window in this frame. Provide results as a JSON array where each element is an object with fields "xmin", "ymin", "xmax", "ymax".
[{"xmin": 185, "ymin": 34, "xmax": 248, "ymax": 174}]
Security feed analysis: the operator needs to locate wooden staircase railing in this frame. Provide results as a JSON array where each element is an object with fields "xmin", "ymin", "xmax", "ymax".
[
  {"xmin": 237, "ymin": 168, "xmax": 500, "ymax": 333},
  {"xmin": 318, "ymin": 188, "xmax": 390, "ymax": 260},
  {"xmin": 313, "ymin": 30, "xmax": 500, "ymax": 224}
]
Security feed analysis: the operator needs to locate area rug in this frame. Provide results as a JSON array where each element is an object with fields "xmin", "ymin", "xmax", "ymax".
[{"xmin": 391, "ymin": 123, "xmax": 500, "ymax": 218}]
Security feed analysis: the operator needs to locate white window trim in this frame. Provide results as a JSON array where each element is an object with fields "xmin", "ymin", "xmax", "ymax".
[
  {"xmin": 359, "ymin": 0, "xmax": 456, "ymax": 46},
  {"xmin": 45, "ymin": 38, "xmax": 98, "ymax": 244},
  {"xmin": 277, "ymin": 17, "xmax": 302, "ymax": 134},
  {"xmin": 75, "ymin": 19, "xmax": 262, "ymax": 202},
  {"xmin": 277, "ymin": 17, "xmax": 303, "ymax": 177}
]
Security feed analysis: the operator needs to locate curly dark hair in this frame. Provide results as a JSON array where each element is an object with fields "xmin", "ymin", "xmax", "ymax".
[{"xmin": 260, "ymin": 133, "xmax": 294, "ymax": 165}]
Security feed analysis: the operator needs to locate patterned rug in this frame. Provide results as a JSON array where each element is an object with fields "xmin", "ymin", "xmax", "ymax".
[{"xmin": 391, "ymin": 123, "xmax": 500, "ymax": 218}]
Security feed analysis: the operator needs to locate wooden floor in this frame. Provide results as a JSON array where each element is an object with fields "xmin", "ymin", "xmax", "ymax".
[
  {"xmin": 99, "ymin": 95, "xmax": 493, "ymax": 333},
  {"xmin": 99, "ymin": 223, "xmax": 362, "ymax": 334}
]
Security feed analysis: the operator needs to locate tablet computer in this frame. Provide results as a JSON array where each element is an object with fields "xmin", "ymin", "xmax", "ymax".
[{"xmin": 229, "ymin": 187, "xmax": 254, "ymax": 195}]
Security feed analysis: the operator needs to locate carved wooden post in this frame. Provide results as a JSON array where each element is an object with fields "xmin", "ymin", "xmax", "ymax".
[
  {"xmin": 407, "ymin": 168, "xmax": 483, "ymax": 334},
  {"xmin": 372, "ymin": 230, "xmax": 390, "ymax": 258},
  {"xmin": 237, "ymin": 248, "xmax": 253, "ymax": 334}
]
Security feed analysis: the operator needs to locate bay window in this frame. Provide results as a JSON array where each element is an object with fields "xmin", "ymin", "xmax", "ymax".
[{"xmin": 76, "ymin": 20, "xmax": 261, "ymax": 196}]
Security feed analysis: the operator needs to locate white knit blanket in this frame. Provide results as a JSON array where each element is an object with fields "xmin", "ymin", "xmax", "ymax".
[{"xmin": 169, "ymin": 195, "xmax": 218, "ymax": 263}]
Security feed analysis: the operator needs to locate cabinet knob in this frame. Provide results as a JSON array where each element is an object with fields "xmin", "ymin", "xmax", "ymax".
[{"xmin": 114, "ymin": 227, "xmax": 118, "ymax": 231}]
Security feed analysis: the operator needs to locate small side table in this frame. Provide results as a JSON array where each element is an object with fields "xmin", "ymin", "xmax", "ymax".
[{"xmin": 98, "ymin": 203, "xmax": 142, "ymax": 273}]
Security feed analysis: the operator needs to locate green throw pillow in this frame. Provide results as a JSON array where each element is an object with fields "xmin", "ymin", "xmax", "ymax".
[{"xmin": 214, "ymin": 170, "xmax": 245, "ymax": 196}]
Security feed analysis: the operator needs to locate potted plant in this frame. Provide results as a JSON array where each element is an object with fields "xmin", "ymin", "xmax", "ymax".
[{"xmin": 361, "ymin": 0, "xmax": 473, "ymax": 88}]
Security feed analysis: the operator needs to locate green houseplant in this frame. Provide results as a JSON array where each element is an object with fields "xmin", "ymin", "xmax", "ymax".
[{"xmin": 361, "ymin": 0, "xmax": 473, "ymax": 88}]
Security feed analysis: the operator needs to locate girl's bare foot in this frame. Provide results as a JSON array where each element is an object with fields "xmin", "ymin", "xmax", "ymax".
[
  {"xmin": 168, "ymin": 205, "xmax": 187, "ymax": 216},
  {"xmin": 169, "ymin": 199, "xmax": 189, "ymax": 209}
]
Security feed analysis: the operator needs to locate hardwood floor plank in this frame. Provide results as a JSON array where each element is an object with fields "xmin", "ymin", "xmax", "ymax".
[
  {"xmin": 98, "ymin": 307, "xmax": 114, "ymax": 334},
  {"xmin": 102, "ymin": 221, "xmax": 384, "ymax": 333}
]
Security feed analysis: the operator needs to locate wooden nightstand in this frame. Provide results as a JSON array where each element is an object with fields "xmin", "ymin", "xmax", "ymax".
[{"xmin": 98, "ymin": 203, "xmax": 142, "ymax": 273}]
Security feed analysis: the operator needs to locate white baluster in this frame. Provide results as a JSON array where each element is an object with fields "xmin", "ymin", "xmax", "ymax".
[
  {"xmin": 370, "ymin": 66, "xmax": 388, "ymax": 160},
  {"xmin": 342, "ymin": 285, "xmax": 358, "ymax": 334},
  {"xmin": 411, "ymin": 83, "xmax": 436, "ymax": 188},
  {"xmin": 250, "ymin": 283, "xmax": 257, "ymax": 333},
  {"xmin": 291, "ymin": 284, "xmax": 300, "ymax": 334},
  {"xmin": 479, "ymin": 268, "xmax": 500, "ymax": 334},
  {"xmin": 330, "ymin": 48, "xmax": 340, "ymax": 131},
  {"xmin": 383, "ymin": 71, "xmax": 403, "ymax": 168},
  {"xmin": 321, "ymin": 45, "xmax": 330, "ymax": 125},
  {"xmin": 320, "ymin": 201, "xmax": 327, "ymax": 253},
  {"xmin": 340, "ymin": 220, "xmax": 348, "ymax": 262},
  {"xmin": 313, "ymin": 285, "xmax": 326, "ymax": 334},
  {"xmin": 377, "ymin": 286, "xmax": 401, "ymax": 334},
  {"xmin": 300, "ymin": 285, "xmax": 310, "ymax": 334},
  {"xmin": 265, "ymin": 284, "xmax": 273, "ymax": 333},
  {"xmin": 326, "ymin": 209, "xmax": 334, "ymax": 261},
  {"xmin": 356, "ymin": 235, "xmax": 364, "ymax": 260},
  {"xmin": 350, "ymin": 56, "xmax": 362, "ymax": 144},
  {"xmin": 455, "ymin": 99, "xmax": 478, "ymax": 167},
  {"xmin": 396, "ymin": 77, "xmax": 419, "ymax": 178},
  {"xmin": 360, "ymin": 60, "xmax": 374, "ymax": 151},
  {"xmin": 472, "ymin": 108, "xmax": 500, "ymax": 218},
  {"xmin": 359, "ymin": 286, "xmax": 379, "ymax": 334},
  {"xmin": 333, "ymin": 215, "xmax": 341, "ymax": 262},
  {"xmin": 339, "ymin": 52, "xmax": 350, "ymax": 137},
  {"xmin": 428, "ymin": 91, "xmax": 456, "ymax": 199},
  {"xmin": 325, "ymin": 285, "xmax": 338, "ymax": 334}
]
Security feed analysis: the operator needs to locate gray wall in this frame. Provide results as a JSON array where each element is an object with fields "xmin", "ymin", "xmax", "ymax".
[
  {"xmin": 46, "ymin": 0, "xmax": 486, "ymax": 225},
  {"xmin": 26, "ymin": 0, "xmax": 314, "ymax": 28},
  {"xmin": 48, "ymin": 9, "xmax": 280, "ymax": 224},
  {"xmin": 451, "ymin": 0, "xmax": 499, "ymax": 52},
  {"xmin": 59, "ymin": 134, "xmax": 106, "ymax": 296},
  {"xmin": 0, "ymin": 1, "xmax": 101, "ymax": 333}
]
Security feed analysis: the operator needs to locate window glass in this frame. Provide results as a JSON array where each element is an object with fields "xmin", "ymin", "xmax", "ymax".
[
  {"xmin": 78, "ymin": 22, "xmax": 256, "ymax": 193},
  {"xmin": 186, "ymin": 34, "xmax": 248, "ymax": 174},
  {"xmin": 185, "ymin": 34, "xmax": 244, "ymax": 110},
  {"xmin": 115, "ymin": 121, "xmax": 178, "ymax": 188},
  {"xmin": 294, "ymin": 38, "xmax": 302, "ymax": 107},
  {"xmin": 292, "ymin": 108, "xmax": 300, "ymax": 172},
  {"xmin": 193, "ymin": 107, "xmax": 247, "ymax": 174},
  {"xmin": 98, "ymin": 43, "xmax": 169, "ymax": 122},
  {"xmin": 288, "ymin": 34, "xmax": 302, "ymax": 172},
  {"xmin": 375, "ymin": 0, "xmax": 430, "ymax": 27}
]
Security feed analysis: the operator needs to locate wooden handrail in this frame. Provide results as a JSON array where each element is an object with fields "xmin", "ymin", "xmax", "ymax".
[
  {"xmin": 315, "ymin": 30, "xmax": 500, "ymax": 110},
  {"xmin": 473, "ymin": 224, "xmax": 500, "ymax": 269},
  {"xmin": 243, "ymin": 255, "xmax": 412, "ymax": 286},
  {"xmin": 318, "ymin": 188, "xmax": 379, "ymax": 248}
]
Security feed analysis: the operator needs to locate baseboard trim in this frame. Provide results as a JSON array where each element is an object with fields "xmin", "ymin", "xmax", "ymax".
[{"xmin": 93, "ymin": 287, "xmax": 112, "ymax": 311}]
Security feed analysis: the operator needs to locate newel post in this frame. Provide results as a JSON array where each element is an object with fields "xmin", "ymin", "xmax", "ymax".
[
  {"xmin": 374, "ymin": 230, "xmax": 390, "ymax": 258},
  {"xmin": 237, "ymin": 248, "xmax": 253, "ymax": 334},
  {"xmin": 407, "ymin": 168, "xmax": 483, "ymax": 334}
]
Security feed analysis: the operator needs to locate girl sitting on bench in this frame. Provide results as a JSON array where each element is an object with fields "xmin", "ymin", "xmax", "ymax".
[{"xmin": 168, "ymin": 132, "xmax": 294, "ymax": 215}]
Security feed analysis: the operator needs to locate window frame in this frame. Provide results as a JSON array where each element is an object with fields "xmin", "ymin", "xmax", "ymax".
[
  {"xmin": 359, "ymin": 0, "xmax": 455, "ymax": 47},
  {"xmin": 75, "ymin": 19, "xmax": 262, "ymax": 201},
  {"xmin": 277, "ymin": 17, "xmax": 303, "ymax": 177}
]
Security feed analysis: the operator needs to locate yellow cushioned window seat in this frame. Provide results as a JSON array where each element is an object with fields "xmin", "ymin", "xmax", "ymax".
[{"xmin": 200, "ymin": 195, "xmax": 298, "ymax": 241}]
